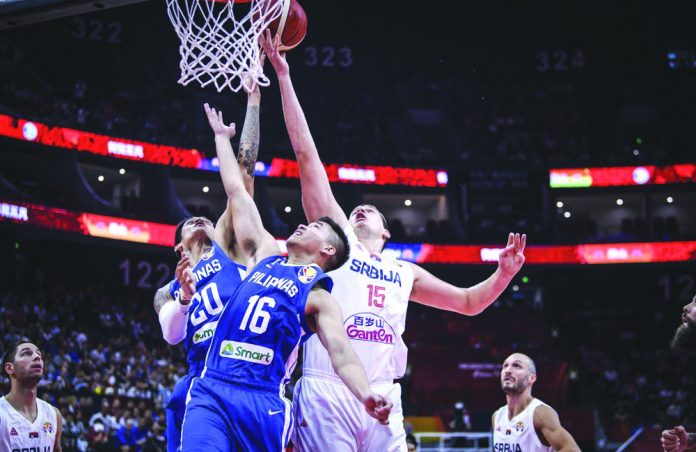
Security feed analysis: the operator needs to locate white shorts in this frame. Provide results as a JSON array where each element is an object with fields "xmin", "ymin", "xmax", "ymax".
[{"xmin": 292, "ymin": 375, "xmax": 406, "ymax": 452}]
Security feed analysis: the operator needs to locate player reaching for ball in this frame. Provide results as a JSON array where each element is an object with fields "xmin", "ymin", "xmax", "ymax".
[
  {"xmin": 152, "ymin": 74, "xmax": 262, "ymax": 452},
  {"xmin": 179, "ymin": 104, "xmax": 392, "ymax": 451},
  {"xmin": 260, "ymin": 30, "xmax": 527, "ymax": 451}
]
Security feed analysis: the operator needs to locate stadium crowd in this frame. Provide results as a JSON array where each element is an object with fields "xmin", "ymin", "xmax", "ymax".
[
  {"xmin": 1, "ymin": 268, "xmax": 693, "ymax": 450},
  {"xmin": 0, "ymin": 282, "xmax": 183, "ymax": 451}
]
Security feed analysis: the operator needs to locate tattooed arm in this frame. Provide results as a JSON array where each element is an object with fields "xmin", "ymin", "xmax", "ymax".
[
  {"xmin": 214, "ymin": 80, "xmax": 262, "ymax": 258},
  {"xmin": 153, "ymin": 283, "xmax": 173, "ymax": 315},
  {"xmin": 238, "ymin": 84, "xmax": 261, "ymax": 196}
]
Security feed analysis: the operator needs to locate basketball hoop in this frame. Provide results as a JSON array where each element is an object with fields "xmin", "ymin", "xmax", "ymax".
[{"xmin": 166, "ymin": 0, "xmax": 287, "ymax": 92}]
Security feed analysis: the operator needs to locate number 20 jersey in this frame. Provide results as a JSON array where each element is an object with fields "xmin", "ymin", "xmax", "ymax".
[
  {"xmin": 169, "ymin": 241, "xmax": 246, "ymax": 375},
  {"xmin": 202, "ymin": 256, "xmax": 332, "ymax": 390},
  {"xmin": 302, "ymin": 226, "xmax": 414, "ymax": 383}
]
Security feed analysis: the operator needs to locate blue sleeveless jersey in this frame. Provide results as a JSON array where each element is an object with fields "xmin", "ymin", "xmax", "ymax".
[
  {"xmin": 202, "ymin": 256, "xmax": 332, "ymax": 391},
  {"xmin": 168, "ymin": 241, "xmax": 246, "ymax": 375}
]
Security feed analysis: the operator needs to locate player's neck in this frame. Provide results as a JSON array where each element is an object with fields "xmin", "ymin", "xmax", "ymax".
[
  {"xmin": 189, "ymin": 240, "xmax": 212, "ymax": 266},
  {"xmin": 286, "ymin": 248, "xmax": 314, "ymax": 267},
  {"xmin": 505, "ymin": 392, "xmax": 534, "ymax": 419},
  {"xmin": 6, "ymin": 383, "xmax": 39, "ymax": 421},
  {"xmin": 354, "ymin": 231, "xmax": 384, "ymax": 255}
]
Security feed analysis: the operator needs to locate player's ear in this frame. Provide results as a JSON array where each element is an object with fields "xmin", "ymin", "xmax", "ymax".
[
  {"xmin": 382, "ymin": 228, "xmax": 391, "ymax": 241},
  {"xmin": 529, "ymin": 373, "xmax": 537, "ymax": 385},
  {"xmin": 4, "ymin": 362, "xmax": 13, "ymax": 378},
  {"xmin": 321, "ymin": 244, "xmax": 337, "ymax": 258}
]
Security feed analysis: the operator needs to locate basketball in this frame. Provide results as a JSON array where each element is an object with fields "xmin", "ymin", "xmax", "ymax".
[{"xmin": 268, "ymin": 0, "xmax": 307, "ymax": 51}]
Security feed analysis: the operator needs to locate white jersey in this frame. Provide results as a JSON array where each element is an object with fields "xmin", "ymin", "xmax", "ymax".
[
  {"xmin": 493, "ymin": 398, "xmax": 553, "ymax": 452},
  {"xmin": 302, "ymin": 225, "xmax": 414, "ymax": 383},
  {"xmin": 0, "ymin": 396, "xmax": 58, "ymax": 452}
]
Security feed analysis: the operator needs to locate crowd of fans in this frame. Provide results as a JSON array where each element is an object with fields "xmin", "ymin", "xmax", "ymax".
[
  {"xmin": 559, "ymin": 301, "xmax": 696, "ymax": 445},
  {"xmin": 0, "ymin": 282, "xmax": 185, "ymax": 451},
  {"xmin": 2, "ymin": 28, "xmax": 695, "ymax": 170},
  {"xmin": 0, "ymin": 242, "xmax": 694, "ymax": 451}
]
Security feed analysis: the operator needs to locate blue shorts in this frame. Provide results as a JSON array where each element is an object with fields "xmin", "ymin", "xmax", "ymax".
[
  {"xmin": 166, "ymin": 373, "xmax": 196, "ymax": 452},
  {"xmin": 181, "ymin": 377, "xmax": 293, "ymax": 452}
]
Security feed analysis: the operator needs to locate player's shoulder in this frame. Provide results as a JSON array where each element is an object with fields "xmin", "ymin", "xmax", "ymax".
[
  {"xmin": 36, "ymin": 397, "xmax": 59, "ymax": 413},
  {"xmin": 491, "ymin": 404, "xmax": 506, "ymax": 420},
  {"xmin": 532, "ymin": 401, "xmax": 559, "ymax": 427}
]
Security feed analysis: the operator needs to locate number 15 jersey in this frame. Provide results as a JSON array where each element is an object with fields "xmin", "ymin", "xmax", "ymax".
[
  {"xmin": 202, "ymin": 256, "xmax": 333, "ymax": 391},
  {"xmin": 302, "ymin": 226, "xmax": 414, "ymax": 383}
]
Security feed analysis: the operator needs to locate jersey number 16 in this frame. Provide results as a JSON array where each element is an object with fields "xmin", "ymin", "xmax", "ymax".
[{"xmin": 239, "ymin": 295, "xmax": 276, "ymax": 334}]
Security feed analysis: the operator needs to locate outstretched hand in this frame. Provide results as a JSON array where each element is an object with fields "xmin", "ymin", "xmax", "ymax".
[
  {"xmin": 259, "ymin": 29, "xmax": 289, "ymax": 76},
  {"xmin": 242, "ymin": 52, "xmax": 265, "ymax": 96},
  {"xmin": 363, "ymin": 393, "xmax": 393, "ymax": 425},
  {"xmin": 175, "ymin": 252, "xmax": 196, "ymax": 303},
  {"xmin": 498, "ymin": 233, "xmax": 526, "ymax": 278},
  {"xmin": 204, "ymin": 103, "xmax": 236, "ymax": 139}
]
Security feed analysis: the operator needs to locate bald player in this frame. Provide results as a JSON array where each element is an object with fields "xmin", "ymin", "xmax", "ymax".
[{"xmin": 492, "ymin": 353, "xmax": 579, "ymax": 452}]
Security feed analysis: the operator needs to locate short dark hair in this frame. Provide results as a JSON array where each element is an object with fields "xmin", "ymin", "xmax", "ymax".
[
  {"xmin": 174, "ymin": 218, "xmax": 187, "ymax": 254},
  {"xmin": 318, "ymin": 216, "xmax": 350, "ymax": 272},
  {"xmin": 3, "ymin": 339, "xmax": 34, "ymax": 378},
  {"xmin": 351, "ymin": 204, "xmax": 389, "ymax": 230}
]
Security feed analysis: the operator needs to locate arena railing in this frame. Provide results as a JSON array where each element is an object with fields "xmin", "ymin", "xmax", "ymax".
[{"xmin": 413, "ymin": 432, "xmax": 491, "ymax": 452}]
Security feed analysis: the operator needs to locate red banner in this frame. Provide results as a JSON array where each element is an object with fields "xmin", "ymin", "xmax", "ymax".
[
  {"xmin": 550, "ymin": 164, "xmax": 696, "ymax": 188},
  {"xmin": 0, "ymin": 200, "xmax": 175, "ymax": 246},
  {"xmin": 267, "ymin": 158, "xmax": 448, "ymax": 188},
  {"xmin": 2, "ymin": 199, "xmax": 695, "ymax": 263},
  {"xmin": 0, "ymin": 114, "xmax": 203, "ymax": 168}
]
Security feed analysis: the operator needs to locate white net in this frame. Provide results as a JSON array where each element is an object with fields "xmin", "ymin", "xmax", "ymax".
[{"xmin": 166, "ymin": 0, "xmax": 285, "ymax": 92}]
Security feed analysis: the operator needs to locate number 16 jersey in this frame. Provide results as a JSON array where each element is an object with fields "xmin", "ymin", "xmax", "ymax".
[
  {"xmin": 302, "ymin": 226, "xmax": 414, "ymax": 383},
  {"xmin": 202, "ymin": 256, "xmax": 333, "ymax": 390}
]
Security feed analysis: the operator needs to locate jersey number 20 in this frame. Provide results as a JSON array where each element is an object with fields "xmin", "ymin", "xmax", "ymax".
[{"xmin": 190, "ymin": 283, "xmax": 224, "ymax": 327}]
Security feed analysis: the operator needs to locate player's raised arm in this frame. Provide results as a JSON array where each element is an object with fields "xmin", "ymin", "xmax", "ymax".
[
  {"xmin": 214, "ymin": 71, "xmax": 263, "ymax": 255},
  {"xmin": 260, "ymin": 30, "xmax": 348, "ymax": 228},
  {"xmin": 305, "ymin": 287, "xmax": 392, "ymax": 425},
  {"xmin": 410, "ymin": 233, "xmax": 526, "ymax": 315},
  {"xmin": 204, "ymin": 103, "xmax": 279, "ymax": 267},
  {"xmin": 533, "ymin": 405, "xmax": 581, "ymax": 452}
]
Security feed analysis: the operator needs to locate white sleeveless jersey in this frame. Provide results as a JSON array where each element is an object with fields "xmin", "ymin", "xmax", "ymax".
[
  {"xmin": 0, "ymin": 396, "xmax": 58, "ymax": 452},
  {"xmin": 302, "ymin": 225, "xmax": 414, "ymax": 383},
  {"xmin": 493, "ymin": 398, "xmax": 554, "ymax": 452}
]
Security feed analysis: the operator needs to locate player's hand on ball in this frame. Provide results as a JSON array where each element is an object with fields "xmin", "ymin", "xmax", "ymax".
[
  {"xmin": 498, "ymin": 233, "xmax": 526, "ymax": 278},
  {"xmin": 204, "ymin": 103, "xmax": 236, "ymax": 139},
  {"xmin": 363, "ymin": 393, "xmax": 392, "ymax": 425},
  {"xmin": 260, "ymin": 29, "xmax": 289, "ymax": 76},
  {"xmin": 175, "ymin": 253, "xmax": 196, "ymax": 304},
  {"xmin": 661, "ymin": 426, "xmax": 689, "ymax": 452},
  {"xmin": 242, "ymin": 53, "xmax": 264, "ymax": 96}
]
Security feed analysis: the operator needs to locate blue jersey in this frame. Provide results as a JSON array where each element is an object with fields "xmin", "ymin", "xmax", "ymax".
[
  {"xmin": 168, "ymin": 241, "xmax": 246, "ymax": 375},
  {"xmin": 202, "ymin": 256, "xmax": 332, "ymax": 391}
]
